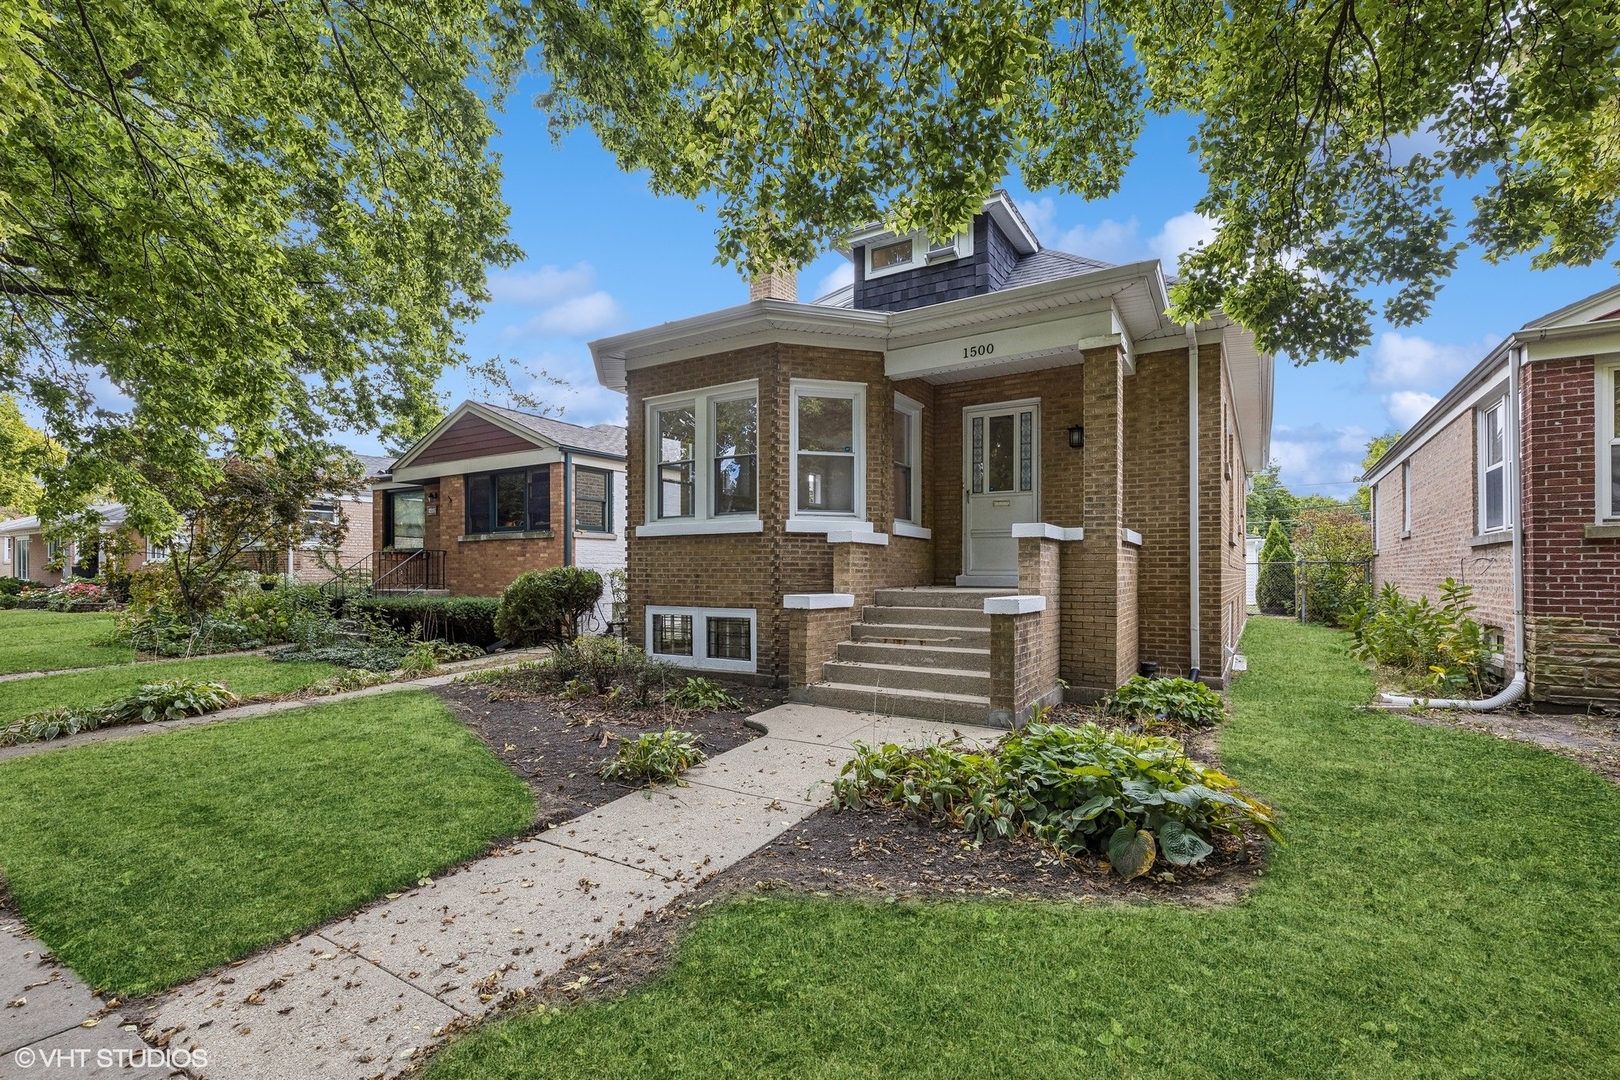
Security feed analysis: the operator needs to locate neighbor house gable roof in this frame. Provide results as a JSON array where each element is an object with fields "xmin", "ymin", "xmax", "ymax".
[
  {"xmin": 0, "ymin": 503, "xmax": 129, "ymax": 537},
  {"xmin": 388, "ymin": 401, "xmax": 627, "ymax": 476}
]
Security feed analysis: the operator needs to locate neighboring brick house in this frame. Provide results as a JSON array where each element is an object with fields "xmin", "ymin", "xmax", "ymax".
[
  {"xmin": 0, "ymin": 503, "xmax": 141, "ymax": 585},
  {"xmin": 370, "ymin": 402, "xmax": 628, "ymax": 623},
  {"xmin": 1364, "ymin": 284, "xmax": 1620, "ymax": 708},
  {"xmin": 589, "ymin": 192, "xmax": 1272, "ymax": 725}
]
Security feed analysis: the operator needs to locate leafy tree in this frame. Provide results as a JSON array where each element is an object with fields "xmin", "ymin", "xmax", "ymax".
[
  {"xmin": 2, "ymin": 0, "xmax": 535, "ymax": 539},
  {"xmin": 1292, "ymin": 508, "xmax": 1374, "ymax": 626},
  {"xmin": 1256, "ymin": 518, "xmax": 1296, "ymax": 616},
  {"xmin": 1245, "ymin": 463, "xmax": 1295, "ymax": 538},
  {"xmin": 1354, "ymin": 432, "xmax": 1403, "ymax": 514},
  {"xmin": 148, "ymin": 451, "xmax": 363, "ymax": 619},
  {"xmin": 0, "ymin": 395, "xmax": 57, "ymax": 516},
  {"xmin": 533, "ymin": 0, "xmax": 1620, "ymax": 361}
]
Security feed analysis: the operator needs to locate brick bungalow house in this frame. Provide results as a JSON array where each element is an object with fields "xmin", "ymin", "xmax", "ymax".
[
  {"xmin": 588, "ymin": 192, "xmax": 1273, "ymax": 725},
  {"xmin": 369, "ymin": 402, "xmax": 627, "ymax": 618},
  {"xmin": 0, "ymin": 462, "xmax": 386, "ymax": 586},
  {"xmin": 1363, "ymin": 283, "xmax": 1620, "ymax": 708}
]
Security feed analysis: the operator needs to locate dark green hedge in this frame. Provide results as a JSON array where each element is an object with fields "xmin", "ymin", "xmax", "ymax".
[
  {"xmin": 348, "ymin": 595, "xmax": 501, "ymax": 647},
  {"xmin": 0, "ymin": 578, "xmax": 27, "ymax": 597}
]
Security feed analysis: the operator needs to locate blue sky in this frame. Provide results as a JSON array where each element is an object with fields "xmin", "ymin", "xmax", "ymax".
[{"xmin": 358, "ymin": 84, "xmax": 1618, "ymax": 499}]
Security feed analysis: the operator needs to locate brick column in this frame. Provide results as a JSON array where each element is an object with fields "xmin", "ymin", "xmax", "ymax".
[{"xmin": 1071, "ymin": 345, "xmax": 1133, "ymax": 697}]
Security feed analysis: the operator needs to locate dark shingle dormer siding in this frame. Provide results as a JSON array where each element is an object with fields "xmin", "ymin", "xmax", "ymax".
[{"xmin": 853, "ymin": 215, "xmax": 1017, "ymax": 313}]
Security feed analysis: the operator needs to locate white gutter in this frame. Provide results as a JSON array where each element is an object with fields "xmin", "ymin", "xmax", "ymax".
[
  {"xmin": 1379, "ymin": 343, "xmax": 1528, "ymax": 711},
  {"xmin": 1187, "ymin": 323, "xmax": 1201, "ymax": 682}
]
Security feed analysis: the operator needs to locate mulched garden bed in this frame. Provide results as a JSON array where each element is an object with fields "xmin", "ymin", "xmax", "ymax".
[
  {"xmin": 495, "ymin": 705, "xmax": 1267, "ymax": 1012},
  {"xmin": 430, "ymin": 679, "xmax": 785, "ymax": 827}
]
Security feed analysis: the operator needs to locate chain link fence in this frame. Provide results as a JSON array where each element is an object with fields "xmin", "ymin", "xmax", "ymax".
[{"xmin": 1257, "ymin": 558, "xmax": 1372, "ymax": 625}]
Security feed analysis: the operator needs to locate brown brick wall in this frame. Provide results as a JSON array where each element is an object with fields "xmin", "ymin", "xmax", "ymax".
[
  {"xmin": 1521, "ymin": 357, "xmax": 1620, "ymax": 703},
  {"xmin": 1369, "ymin": 403, "xmax": 1515, "ymax": 666}
]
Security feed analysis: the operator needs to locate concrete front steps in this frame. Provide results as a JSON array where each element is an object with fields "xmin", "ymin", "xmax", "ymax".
[{"xmin": 804, "ymin": 587, "xmax": 1013, "ymax": 724}]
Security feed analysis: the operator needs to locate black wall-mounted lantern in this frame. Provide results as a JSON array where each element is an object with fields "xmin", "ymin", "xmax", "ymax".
[{"xmin": 1067, "ymin": 424, "xmax": 1085, "ymax": 449}]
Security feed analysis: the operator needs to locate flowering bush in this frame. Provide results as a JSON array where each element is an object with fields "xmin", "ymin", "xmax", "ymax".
[{"xmin": 17, "ymin": 581, "xmax": 111, "ymax": 611}]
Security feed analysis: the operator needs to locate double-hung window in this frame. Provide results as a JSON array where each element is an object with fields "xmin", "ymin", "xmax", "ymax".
[
  {"xmin": 574, "ymin": 466, "xmax": 612, "ymax": 533},
  {"xmin": 1602, "ymin": 362, "xmax": 1620, "ymax": 522},
  {"xmin": 466, "ymin": 468, "xmax": 549, "ymax": 535},
  {"xmin": 791, "ymin": 379, "xmax": 866, "ymax": 524},
  {"xmin": 1401, "ymin": 462, "xmax": 1412, "ymax": 535},
  {"xmin": 642, "ymin": 381, "xmax": 760, "ymax": 535},
  {"xmin": 1478, "ymin": 398, "xmax": 1509, "ymax": 533},
  {"xmin": 893, "ymin": 394, "xmax": 923, "ymax": 528}
]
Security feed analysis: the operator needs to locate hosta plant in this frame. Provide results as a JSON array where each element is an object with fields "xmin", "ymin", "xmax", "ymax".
[
  {"xmin": 664, "ymin": 677, "xmax": 741, "ymax": 711},
  {"xmin": 601, "ymin": 729, "xmax": 707, "ymax": 784},
  {"xmin": 1102, "ymin": 676, "xmax": 1226, "ymax": 729},
  {"xmin": 2, "ymin": 679, "xmax": 238, "ymax": 747},
  {"xmin": 833, "ymin": 720, "xmax": 1279, "ymax": 880}
]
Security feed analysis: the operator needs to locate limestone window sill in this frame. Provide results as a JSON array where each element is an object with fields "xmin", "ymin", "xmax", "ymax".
[
  {"xmin": 1468, "ymin": 529, "xmax": 1513, "ymax": 547},
  {"xmin": 635, "ymin": 517, "xmax": 763, "ymax": 538},
  {"xmin": 891, "ymin": 520, "xmax": 932, "ymax": 540},
  {"xmin": 1586, "ymin": 523, "xmax": 1620, "ymax": 540},
  {"xmin": 574, "ymin": 531, "xmax": 619, "ymax": 541},
  {"xmin": 458, "ymin": 530, "xmax": 553, "ymax": 542}
]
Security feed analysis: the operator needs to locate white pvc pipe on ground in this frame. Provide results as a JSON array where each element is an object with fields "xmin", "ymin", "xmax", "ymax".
[{"xmin": 1378, "ymin": 671, "xmax": 1526, "ymax": 711}]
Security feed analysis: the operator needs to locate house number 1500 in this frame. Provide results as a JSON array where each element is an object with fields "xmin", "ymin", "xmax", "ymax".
[{"xmin": 962, "ymin": 342, "xmax": 994, "ymax": 359}]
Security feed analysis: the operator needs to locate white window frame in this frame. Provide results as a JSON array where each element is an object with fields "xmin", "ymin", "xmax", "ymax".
[
  {"xmin": 639, "ymin": 380, "xmax": 762, "ymax": 538},
  {"xmin": 892, "ymin": 393, "xmax": 928, "ymax": 538},
  {"xmin": 1, "ymin": 536, "xmax": 10, "ymax": 564},
  {"xmin": 1600, "ymin": 360, "xmax": 1620, "ymax": 523},
  {"xmin": 789, "ymin": 378, "xmax": 868, "ymax": 531},
  {"xmin": 1369, "ymin": 483, "xmax": 1378, "ymax": 553},
  {"xmin": 645, "ymin": 605, "xmax": 757, "ymax": 674},
  {"xmin": 862, "ymin": 230, "xmax": 974, "ymax": 281},
  {"xmin": 1400, "ymin": 461, "xmax": 1412, "ymax": 536},
  {"xmin": 1477, "ymin": 396, "xmax": 1510, "ymax": 534}
]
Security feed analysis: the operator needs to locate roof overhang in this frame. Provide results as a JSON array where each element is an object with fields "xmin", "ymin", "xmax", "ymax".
[{"xmin": 589, "ymin": 259, "xmax": 1274, "ymax": 475}]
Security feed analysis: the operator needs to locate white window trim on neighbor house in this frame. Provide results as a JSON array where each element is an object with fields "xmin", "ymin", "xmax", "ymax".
[
  {"xmin": 645, "ymin": 605, "xmax": 757, "ymax": 674},
  {"xmin": 787, "ymin": 378, "xmax": 870, "ymax": 533},
  {"xmin": 638, "ymin": 379, "xmax": 763, "ymax": 538},
  {"xmin": 892, "ymin": 392, "xmax": 929, "ymax": 539},
  {"xmin": 1401, "ymin": 461, "xmax": 1412, "ymax": 537},
  {"xmin": 862, "ymin": 230, "xmax": 973, "ymax": 281},
  {"xmin": 1599, "ymin": 359, "xmax": 1620, "ymax": 523},
  {"xmin": 1477, "ymin": 396, "xmax": 1511, "ymax": 534}
]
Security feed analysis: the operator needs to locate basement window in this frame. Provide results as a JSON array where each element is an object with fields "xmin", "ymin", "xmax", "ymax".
[{"xmin": 646, "ymin": 606, "xmax": 756, "ymax": 673}]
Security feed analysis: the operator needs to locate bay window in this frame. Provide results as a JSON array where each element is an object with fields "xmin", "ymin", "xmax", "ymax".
[
  {"xmin": 791, "ymin": 380, "xmax": 866, "ymax": 524},
  {"xmin": 641, "ymin": 381, "xmax": 760, "ymax": 536}
]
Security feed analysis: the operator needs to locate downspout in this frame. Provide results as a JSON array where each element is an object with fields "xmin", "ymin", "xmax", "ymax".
[
  {"xmin": 562, "ymin": 450, "xmax": 574, "ymax": 568},
  {"xmin": 1187, "ymin": 323, "xmax": 1201, "ymax": 682},
  {"xmin": 1380, "ymin": 342, "xmax": 1528, "ymax": 710}
]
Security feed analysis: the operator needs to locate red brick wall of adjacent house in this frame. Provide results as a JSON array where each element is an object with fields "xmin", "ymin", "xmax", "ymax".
[
  {"xmin": 1520, "ymin": 356, "xmax": 1620, "ymax": 703},
  {"xmin": 1369, "ymin": 392, "xmax": 1516, "ymax": 669}
]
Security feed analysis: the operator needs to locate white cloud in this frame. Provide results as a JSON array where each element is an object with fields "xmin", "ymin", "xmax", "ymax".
[
  {"xmin": 814, "ymin": 261, "xmax": 854, "ymax": 300},
  {"xmin": 487, "ymin": 263, "xmax": 597, "ymax": 307},
  {"xmin": 1270, "ymin": 423, "xmax": 1374, "ymax": 490},
  {"xmin": 1385, "ymin": 390, "xmax": 1441, "ymax": 429},
  {"xmin": 1148, "ymin": 211, "xmax": 1218, "ymax": 267},
  {"xmin": 502, "ymin": 291, "xmax": 623, "ymax": 341},
  {"xmin": 1053, "ymin": 217, "xmax": 1143, "ymax": 264},
  {"xmin": 1368, "ymin": 331, "xmax": 1481, "ymax": 388},
  {"xmin": 1015, "ymin": 197, "xmax": 1059, "ymax": 238}
]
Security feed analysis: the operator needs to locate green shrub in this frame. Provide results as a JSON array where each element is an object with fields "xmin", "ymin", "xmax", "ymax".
[
  {"xmin": 494, "ymin": 567, "xmax": 603, "ymax": 647},
  {"xmin": 0, "ymin": 577, "xmax": 27, "ymax": 596},
  {"xmin": 1292, "ymin": 508, "xmax": 1374, "ymax": 626},
  {"xmin": 1349, "ymin": 578, "xmax": 1498, "ymax": 695},
  {"xmin": 1102, "ymin": 676, "xmax": 1225, "ymax": 728},
  {"xmin": 347, "ymin": 595, "xmax": 500, "ymax": 647},
  {"xmin": 665, "ymin": 677, "xmax": 741, "ymax": 711},
  {"xmin": 555, "ymin": 635, "xmax": 635, "ymax": 693},
  {"xmin": 1256, "ymin": 517, "xmax": 1295, "ymax": 615},
  {"xmin": 0, "ymin": 594, "xmax": 16, "ymax": 609},
  {"xmin": 600, "ymin": 729, "xmax": 707, "ymax": 784},
  {"xmin": 833, "ymin": 720, "xmax": 1280, "ymax": 880}
]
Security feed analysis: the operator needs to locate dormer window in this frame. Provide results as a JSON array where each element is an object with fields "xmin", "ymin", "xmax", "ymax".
[
  {"xmin": 869, "ymin": 238, "xmax": 913, "ymax": 272},
  {"xmin": 862, "ymin": 230, "xmax": 974, "ymax": 280}
]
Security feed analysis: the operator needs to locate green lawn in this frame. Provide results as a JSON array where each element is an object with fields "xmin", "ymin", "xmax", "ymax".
[
  {"xmin": 0, "ymin": 608, "xmax": 130, "ymax": 673},
  {"xmin": 427, "ymin": 618, "xmax": 1620, "ymax": 1080},
  {"xmin": 0, "ymin": 655, "xmax": 339, "ymax": 727},
  {"xmin": 0, "ymin": 691, "xmax": 535, "ymax": 996}
]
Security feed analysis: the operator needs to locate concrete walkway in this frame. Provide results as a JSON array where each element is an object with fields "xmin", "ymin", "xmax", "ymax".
[
  {"xmin": 0, "ymin": 705, "xmax": 997, "ymax": 1079},
  {"xmin": 0, "ymin": 650, "xmax": 548, "ymax": 766}
]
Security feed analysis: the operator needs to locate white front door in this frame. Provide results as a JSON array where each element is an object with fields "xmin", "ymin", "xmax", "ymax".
[{"xmin": 960, "ymin": 400, "xmax": 1040, "ymax": 586}]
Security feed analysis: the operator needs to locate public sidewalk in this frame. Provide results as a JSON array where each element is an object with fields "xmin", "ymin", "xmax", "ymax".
[{"xmin": 0, "ymin": 704, "xmax": 995, "ymax": 1079}]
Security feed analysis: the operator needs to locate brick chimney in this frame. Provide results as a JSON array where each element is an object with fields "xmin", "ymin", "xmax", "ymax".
[{"xmin": 749, "ymin": 268, "xmax": 798, "ymax": 303}]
